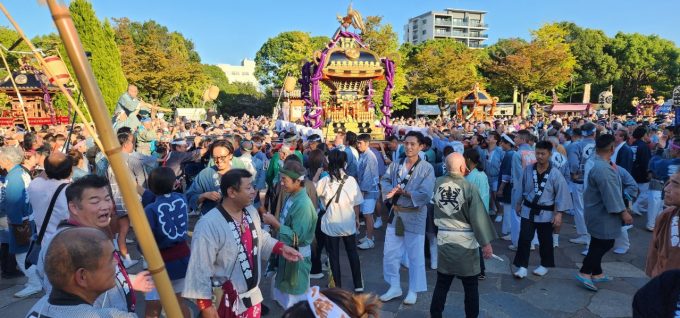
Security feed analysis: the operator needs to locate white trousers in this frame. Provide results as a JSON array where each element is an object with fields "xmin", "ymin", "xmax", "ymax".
[
  {"xmin": 647, "ymin": 190, "xmax": 663, "ymax": 229},
  {"xmin": 15, "ymin": 253, "xmax": 41, "ymax": 290},
  {"xmin": 502, "ymin": 202, "xmax": 513, "ymax": 235},
  {"xmin": 383, "ymin": 226, "xmax": 427, "ymax": 292},
  {"xmin": 613, "ymin": 226, "xmax": 631, "ymax": 251},
  {"xmin": 569, "ymin": 182, "xmax": 588, "ymax": 236},
  {"xmin": 632, "ymin": 183, "xmax": 650, "ymax": 214},
  {"xmin": 510, "ymin": 206, "xmax": 521, "ymax": 247}
]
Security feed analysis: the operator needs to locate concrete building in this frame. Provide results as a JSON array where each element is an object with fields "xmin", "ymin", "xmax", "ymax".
[
  {"xmin": 404, "ymin": 8, "xmax": 489, "ymax": 48},
  {"xmin": 217, "ymin": 59, "xmax": 259, "ymax": 88}
]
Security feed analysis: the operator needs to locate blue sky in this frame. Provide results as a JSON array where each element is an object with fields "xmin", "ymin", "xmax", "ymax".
[{"xmin": 4, "ymin": 0, "xmax": 679, "ymax": 65}]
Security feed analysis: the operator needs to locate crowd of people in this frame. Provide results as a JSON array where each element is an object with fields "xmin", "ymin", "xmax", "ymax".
[{"xmin": 1, "ymin": 85, "xmax": 679, "ymax": 317}]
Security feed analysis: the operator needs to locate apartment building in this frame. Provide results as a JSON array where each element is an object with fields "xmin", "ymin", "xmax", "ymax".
[{"xmin": 404, "ymin": 8, "xmax": 489, "ymax": 48}]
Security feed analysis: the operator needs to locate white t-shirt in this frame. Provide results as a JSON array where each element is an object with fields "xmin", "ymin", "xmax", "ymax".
[
  {"xmin": 316, "ymin": 174, "xmax": 363, "ymax": 237},
  {"xmin": 27, "ymin": 178, "xmax": 70, "ymax": 242}
]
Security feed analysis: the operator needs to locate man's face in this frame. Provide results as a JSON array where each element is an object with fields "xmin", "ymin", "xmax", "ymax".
[
  {"xmin": 334, "ymin": 135, "xmax": 344, "ymax": 147},
  {"xmin": 614, "ymin": 131, "xmax": 625, "ymax": 144},
  {"xmin": 356, "ymin": 140, "xmax": 369, "ymax": 153},
  {"xmin": 121, "ymin": 135, "xmax": 134, "ymax": 153},
  {"xmin": 389, "ymin": 140, "xmax": 399, "ymax": 151},
  {"xmin": 280, "ymin": 174, "xmax": 299, "ymax": 193},
  {"xmin": 228, "ymin": 178, "xmax": 256, "ymax": 208},
  {"xmin": 69, "ymin": 187, "xmax": 113, "ymax": 230},
  {"xmin": 213, "ymin": 146, "xmax": 232, "ymax": 171},
  {"xmin": 664, "ymin": 173, "xmax": 680, "ymax": 206},
  {"xmin": 535, "ymin": 148, "xmax": 550, "ymax": 165},
  {"xmin": 128, "ymin": 86, "xmax": 138, "ymax": 98},
  {"xmin": 404, "ymin": 136, "xmax": 422, "ymax": 158},
  {"xmin": 84, "ymin": 240, "xmax": 117, "ymax": 294}
]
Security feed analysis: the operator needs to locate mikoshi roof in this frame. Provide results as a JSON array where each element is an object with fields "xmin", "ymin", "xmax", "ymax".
[{"xmin": 0, "ymin": 71, "xmax": 58, "ymax": 92}]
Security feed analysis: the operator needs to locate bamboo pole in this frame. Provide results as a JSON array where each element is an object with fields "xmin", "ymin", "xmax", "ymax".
[
  {"xmin": 0, "ymin": 3, "xmax": 105, "ymax": 153},
  {"xmin": 43, "ymin": 2, "xmax": 183, "ymax": 317},
  {"xmin": 0, "ymin": 49, "xmax": 31, "ymax": 130}
]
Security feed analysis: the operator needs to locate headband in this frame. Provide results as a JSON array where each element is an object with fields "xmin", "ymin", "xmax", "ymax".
[
  {"xmin": 171, "ymin": 139, "xmax": 187, "ymax": 146},
  {"xmin": 305, "ymin": 286, "xmax": 350, "ymax": 318},
  {"xmin": 280, "ymin": 168, "xmax": 305, "ymax": 181},
  {"xmin": 501, "ymin": 133, "xmax": 515, "ymax": 146}
]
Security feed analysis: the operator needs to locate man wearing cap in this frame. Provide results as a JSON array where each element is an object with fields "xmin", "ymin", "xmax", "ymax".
[
  {"xmin": 567, "ymin": 122, "xmax": 596, "ymax": 247},
  {"xmin": 135, "ymin": 117, "xmax": 157, "ymax": 156},
  {"xmin": 496, "ymin": 133, "xmax": 516, "ymax": 240},
  {"xmin": 163, "ymin": 137, "xmax": 207, "ymax": 179}
]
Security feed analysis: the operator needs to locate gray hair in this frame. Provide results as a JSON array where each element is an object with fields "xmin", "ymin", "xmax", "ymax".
[{"xmin": 0, "ymin": 146, "xmax": 24, "ymax": 165}]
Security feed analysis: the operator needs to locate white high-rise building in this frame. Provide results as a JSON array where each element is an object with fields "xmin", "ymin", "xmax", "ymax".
[
  {"xmin": 404, "ymin": 8, "xmax": 489, "ymax": 48},
  {"xmin": 217, "ymin": 59, "xmax": 260, "ymax": 89}
]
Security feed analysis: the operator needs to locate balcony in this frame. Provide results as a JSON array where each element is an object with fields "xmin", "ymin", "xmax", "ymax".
[
  {"xmin": 468, "ymin": 43, "xmax": 488, "ymax": 49},
  {"xmin": 434, "ymin": 19, "xmax": 452, "ymax": 26},
  {"xmin": 469, "ymin": 33, "xmax": 489, "ymax": 38}
]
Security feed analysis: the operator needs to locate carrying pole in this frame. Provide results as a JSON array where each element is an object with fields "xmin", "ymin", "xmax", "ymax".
[{"xmin": 42, "ymin": 1, "xmax": 183, "ymax": 317}]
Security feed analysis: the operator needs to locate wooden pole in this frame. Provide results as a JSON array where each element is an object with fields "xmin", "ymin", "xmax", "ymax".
[
  {"xmin": 0, "ymin": 3, "xmax": 105, "ymax": 153},
  {"xmin": 0, "ymin": 49, "xmax": 31, "ymax": 130},
  {"xmin": 42, "ymin": 2, "xmax": 183, "ymax": 317}
]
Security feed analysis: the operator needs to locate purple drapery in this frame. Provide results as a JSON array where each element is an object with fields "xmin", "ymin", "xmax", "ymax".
[
  {"xmin": 301, "ymin": 30, "xmax": 395, "ymax": 134},
  {"xmin": 380, "ymin": 58, "xmax": 395, "ymax": 137}
]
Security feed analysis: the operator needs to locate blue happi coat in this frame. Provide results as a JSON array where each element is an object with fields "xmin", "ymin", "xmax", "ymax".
[
  {"xmin": 4, "ymin": 165, "xmax": 34, "ymax": 254},
  {"xmin": 145, "ymin": 192, "xmax": 190, "ymax": 280}
]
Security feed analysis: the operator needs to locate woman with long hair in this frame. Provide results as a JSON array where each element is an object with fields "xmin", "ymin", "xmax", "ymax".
[
  {"xmin": 282, "ymin": 287, "xmax": 381, "ymax": 318},
  {"xmin": 315, "ymin": 149, "xmax": 364, "ymax": 291}
]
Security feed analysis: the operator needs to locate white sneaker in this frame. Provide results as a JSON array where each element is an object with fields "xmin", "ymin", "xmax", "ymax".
[
  {"xmin": 613, "ymin": 247, "xmax": 628, "ymax": 254},
  {"xmin": 403, "ymin": 291, "xmax": 417, "ymax": 305},
  {"xmin": 14, "ymin": 284, "xmax": 41, "ymax": 298},
  {"xmin": 309, "ymin": 272, "xmax": 324, "ymax": 279},
  {"xmin": 513, "ymin": 267, "xmax": 528, "ymax": 279},
  {"xmin": 357, "ymin": 238, "xmax": 375, "ymax": 250},
  {"xmin": 494, "ymin": 215, "xmax": 503, "ymax": 223},
  {"xmin": 569, "ymin": 235, "xmax": 590, "ymax": 245},
  {"xmin": 646, "ymin": 226, "xmax": 655, "ymax": 232},
  {"xmin": 501, "ymin": 234, "xmax": 511, "ymax": 241},
  {"xmin": 533, "ymin": 266, "xmax": 549, "ymax": 276},
  {"xmin": 581, "ymin": 248, "xmax": 589, "ymax": 256},
  {"xmin": 379, "ymin": 286, "xmax": 403, "ymax": 302},
  {"xmin": 373, "ymin": 218, "xmax": 383, "ymax": 229},
  {"xmin": 125, "ymin": 238, "xmax": 135, "ymax": 244},
  {"xmin": 358, "ymin": 236, "xmax": 374, "ymax": 244},
  {"xmin": 508, "ymin": 245, "xmax": 517, "ymax": 251}
]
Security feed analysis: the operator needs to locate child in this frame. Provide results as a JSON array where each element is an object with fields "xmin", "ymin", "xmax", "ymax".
[{"xmin": 144, "ymin": 167, "xmax": 191, "ymax": 318}]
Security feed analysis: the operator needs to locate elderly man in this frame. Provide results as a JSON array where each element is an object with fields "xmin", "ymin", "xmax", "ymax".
[
  {"xmin": 36, "ymin": 174, "xmax": 154, "ymax": 313},
  {"xmin": 379, "ymin": 131, "xmax": 435, "ymax": 305},
  {"xmin": 0, "ymin": 146, "xmax": 41, "ymax": 298},
  {"xmin": 430, "ymin": 153, "xmax": 497, "ymax": 318},
  {"xmin": 26, "ymin": 228, "xmax": 136, "ymax": 317},
  {"xmin": 575, "ymin": 134, "xmax": 633, "ymax": 291}
]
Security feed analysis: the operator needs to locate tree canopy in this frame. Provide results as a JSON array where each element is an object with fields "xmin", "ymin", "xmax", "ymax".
[{"xmin": 254, "ymin": 31, "xmax": 329, "ymax": 87}]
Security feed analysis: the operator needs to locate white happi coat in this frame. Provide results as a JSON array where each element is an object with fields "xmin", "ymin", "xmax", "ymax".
[{"xmin": 183, "ymin": 206, "xmax": 279, "ymax": 314}]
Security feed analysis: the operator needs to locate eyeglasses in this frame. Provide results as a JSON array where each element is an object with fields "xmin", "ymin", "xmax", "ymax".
[{"xmin": 214, "ymin": 155, "xmax": 231, "ymax": 162}]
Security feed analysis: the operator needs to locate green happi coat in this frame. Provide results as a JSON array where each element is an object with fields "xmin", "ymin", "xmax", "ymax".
[
  {"xmin": 274, "ymin": 188, "xmax": 317, "ymax": 295},
  {"xmin": 433, "ymin": 173, "xmax": 498, "ymax": 277}
]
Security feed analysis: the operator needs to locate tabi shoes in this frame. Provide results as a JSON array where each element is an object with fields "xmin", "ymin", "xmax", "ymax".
[
  {"xmin": 403, "ymin": 291, "xmax": 417, "ymax": 305},
  {"xmin": 379, "ymin": 286, "xmax": 403, "ymax": 302}
]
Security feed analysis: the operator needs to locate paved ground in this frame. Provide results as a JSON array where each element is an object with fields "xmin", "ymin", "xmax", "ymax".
[{"xmin": 1, "ymin": 212, "xmax": 652, "ymax": 317}]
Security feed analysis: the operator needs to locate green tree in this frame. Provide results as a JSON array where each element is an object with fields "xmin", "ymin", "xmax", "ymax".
[
  {"xmin": 70, "ymin": 0, "xmax": 127, "ymax": 113},
  {"xmin": 113, "ymin": 18, "xmax": 208, "ymax": 108},
  {"xmin": 360, "ymin": 16, "xmax": 411, "ymax": 112},
  {"xmin": 406, "ymin": 39, "xmax": 482, "ymax": 113},
  {"xmin": 254, "ymin": 31, "xmax": 329, "ymax": 87},
  {"xmin": 202, "ymin": 64, "xmax": 230, "ymax": 91},
  {"xmin": 484, "ymin": 23, "xmax": 576, "ymax": 116},
  {"xmin": 558, "ymin": 22, "xmax": 619, "ymax": 103},
  {"xmin": 607, "ymin": 33, "xmax": 680, "ymax": 113}
]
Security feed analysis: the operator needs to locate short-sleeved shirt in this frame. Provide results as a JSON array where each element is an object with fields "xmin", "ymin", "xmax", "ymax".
[{"xmin": 317, "ymin": 174, "xmax": 363, "ymax": 237}]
